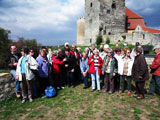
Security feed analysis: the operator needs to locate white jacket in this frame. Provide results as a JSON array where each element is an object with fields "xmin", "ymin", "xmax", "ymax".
[
  {"xmin": 118, "ymin": 57, "xmax": 134, "ymax": 76},
  {"xmin": 16, "ymin": 55, "xmax": 38, "ymax": 81}
]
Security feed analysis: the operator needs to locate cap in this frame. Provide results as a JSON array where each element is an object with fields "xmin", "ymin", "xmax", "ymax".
[
  {"xmin": 104, "ymin": 44, "xmax": 109, "ymax": 49},
  {"xmin": 153, "ymin": 45, "xmax": 160, "ymax": 50},
  {"xmin": 64, "ymin": 42, "xmax": 69, "ymax": 46}
]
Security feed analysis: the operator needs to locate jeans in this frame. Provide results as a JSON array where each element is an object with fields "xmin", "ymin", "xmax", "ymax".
[
  {"xmin": 120, "ymin": 75, "xmax": 132, "ymax": 92},
  {"xmin": 149, "ymin": 75, "xmax": 160, "ymax": 94},
  {"xmin": 82, "ymin": 74, "xmax": 89, "ymax": 88},
  {"xmin": 10, "ymin": 70, "xmax": 20, "ymax": 93},
  {"xmin": 91, "ymin": 67, "xmax": 100, "ymax": 90}
]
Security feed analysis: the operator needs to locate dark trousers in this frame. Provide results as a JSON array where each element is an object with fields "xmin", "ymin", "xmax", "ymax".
[
  {"xmin": 120, "ymin": 75, "xmax": 132, "ymax": 92},
  {"xmin": 20, "ymin": 74, "xmax": 33, "ymax": 100},
  {"xmin": 104, "ymin": 73, "xmax": 115, "ymax": 92},
  {"xmin": 82, "ymin": 74, "xmax": 89, "ymax": 88},
  {"xmin": 135, "ymin": 81, "xmax": 145, "ymax": 97},
  {"xmin": 67, "ymin": 71, "xmax": 75, "ymax": 86},
  {"xmin": 149, "ymin": 75, "xmax": 160, "ymax": 94},
  {"xmin": 53, "ymin": 74, "xmax": 61, "ymax": 88},
  {"xmin": 38, "ymin": 77, "xmax": 50, "ymax": 95}
]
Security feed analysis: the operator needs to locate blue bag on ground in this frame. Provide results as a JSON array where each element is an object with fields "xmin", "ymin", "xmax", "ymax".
[{"xmin": 45, "ymin": 86, "xmax": 56, "ymax": 98}]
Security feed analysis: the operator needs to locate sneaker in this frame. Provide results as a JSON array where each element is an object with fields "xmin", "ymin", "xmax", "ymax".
[
  {"xmin": 83, "ymin": 87, "xmax": 88, "ymax": 89},
  {"xmin": 91, "ymin": 89, "xmax": 96, "ymax": 92},
  {"xmin": 29, "ymin": 98, "xmax": 33, "ymax": 103},
  {"xmin": 61, "ymin": 86, "xmax": 65, "ymax": 89},
  {"xmin": 97, "ymin": 90, "xmax": 101, "ymax": 93},
  {"xmin": 119, "ymin": 91, "xmax": 122, "ymax": 95},
  {"xmin": 127, "ymin": 92, "xmax": 131, "ymax": 95},
  {"xmin": 21, "ymin": 99, "xmax": 26, "ymax": 104},
  {"xmin": 57, "ymin": 87, "xmax": 60, "ymax": 90},
  {"xmin": 16, "ymin": 92, "xmax": 21, "ymax": 98}
]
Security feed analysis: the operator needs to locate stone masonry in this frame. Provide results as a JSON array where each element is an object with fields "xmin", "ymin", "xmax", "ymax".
[
  {"xmin": 0, "ymin": 73, "xmax": 16, "ymax": 101},
  {"xmin": 77, "ymin": 0, "xmax": 160, "ymax": 46}
]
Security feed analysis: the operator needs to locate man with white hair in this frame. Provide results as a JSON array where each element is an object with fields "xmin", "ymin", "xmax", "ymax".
[
  {"xmin": 99, "ymin": 44, "xmax": 109, "ymax": 60},
  {"xmin": 148, "ymin": 45, "xmax": 160, "ymax": 95}
]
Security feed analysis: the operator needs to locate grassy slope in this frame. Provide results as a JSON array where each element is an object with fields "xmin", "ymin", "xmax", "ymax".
[{"xmin": 0, "ymin": 80, "xmax": 160, "ymax": 120}]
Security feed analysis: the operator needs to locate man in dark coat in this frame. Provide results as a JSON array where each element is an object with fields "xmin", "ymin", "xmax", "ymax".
[
  {"xmin": 64, "ymin": 49, "xmax": 76, "ymax": 88},
  {"xmin": 6, "ymin": 45, "xmax": 21, "ymax": 98},
  {"xmin": 132, "ymin": 46, "xmax": 149, "ymax": 100}
]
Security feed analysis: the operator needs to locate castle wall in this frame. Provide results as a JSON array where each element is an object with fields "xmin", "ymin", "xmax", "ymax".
[
  {"xmin": 85, "ymin": 0, "xmax": 100, "ymax": 45},
  {"xmin": 77, "ymin": 17, "xmax": 85, "ymax": 45},
  {"xmin": 99, "ymin": 0, "xmax": 126, "ymax": 35}
]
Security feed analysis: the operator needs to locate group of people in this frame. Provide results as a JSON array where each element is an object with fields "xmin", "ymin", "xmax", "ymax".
[{"xmin": 5, "ymin": 42, "xmax": 160, "ymax": 104}]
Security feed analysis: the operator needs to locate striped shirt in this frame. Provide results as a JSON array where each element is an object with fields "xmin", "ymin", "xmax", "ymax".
[{"xmin": 94, "ymin": 56, "xmax": 99, "ymax": 67}]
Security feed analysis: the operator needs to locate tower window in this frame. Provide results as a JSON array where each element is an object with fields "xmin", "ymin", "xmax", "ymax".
[
  {"xmin": 90, "ymin": 39, "xmax": 92, "ymax": 43},
  {"xmin": 107, "ymin": 10, "xmax": 110, "ymax": 14},
  {"xmin": 112, "ymin": 1, "xmax": 116, "ymax": 9},
  {"xmin": 90, "ymin": 3, "xmax": 93, "ymax": 7}
]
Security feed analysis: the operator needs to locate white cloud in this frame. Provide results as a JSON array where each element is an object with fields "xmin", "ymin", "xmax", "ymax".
[{"xmin": 0, "ymin": 0, "xmax": 84, "ymax": 34}]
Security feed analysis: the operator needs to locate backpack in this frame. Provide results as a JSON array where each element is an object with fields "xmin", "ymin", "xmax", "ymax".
[{"xmin": 45, "ymin": 86, "xmax": 56, "ymax": 98}]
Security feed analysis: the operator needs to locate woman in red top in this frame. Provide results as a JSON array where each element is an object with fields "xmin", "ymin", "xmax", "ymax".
[
  {"xmin": 52, "ymin": 50, "xmax": 66, "ymax": 90},
  {"xmin": 88, "ymin": 49, "xmax": 103, "ymax": 92}
]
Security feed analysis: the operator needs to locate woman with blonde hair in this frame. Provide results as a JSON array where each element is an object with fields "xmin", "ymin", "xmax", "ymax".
[{"xmin": 118, "ymin": 48, "xmax": 134, "ymax": 95}]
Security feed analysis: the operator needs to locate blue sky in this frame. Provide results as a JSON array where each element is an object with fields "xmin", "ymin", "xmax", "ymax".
[{"xmin": 0, "ymin": 0, "xmax": 160, "ymax": 46}]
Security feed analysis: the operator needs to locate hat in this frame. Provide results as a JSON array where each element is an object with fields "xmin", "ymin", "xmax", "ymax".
[
  {"xmin": 64, "ymin": 42, "xmax": 69, "ymax": 46},
  {"xmin": 153, "ymin": 45, "xmax": 160, "ymax": 50},
  {"xmin": 107, "ymin": 48, "xmax": 113, "ymax": 53},
  {"xmin": 104, "ymin": 44, "xmax": 109, "ymax": 49}
]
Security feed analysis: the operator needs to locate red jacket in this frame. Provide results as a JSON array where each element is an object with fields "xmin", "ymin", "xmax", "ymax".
[
  {"xmin": 88, "ymin": 55, "xmax": 103, "ymax": 75},
  {"xmin": 52, "ymin": 56, "xmax": 64, "ymax": 74},
  {"xmin": 70, "ymin": 50, "xmax": 80, "ymax": 65},
  {"xmin": 150, "ymin": 53, "xmax": 160, "ymax": 76}
]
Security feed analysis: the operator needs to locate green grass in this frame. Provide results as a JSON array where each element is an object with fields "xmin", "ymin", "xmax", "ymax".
[
  {"xmin": 0, "ymin": 69, "xmax": 9, "ymax": 73},
  {"xmin": 0, "ymin": 81, "xmax": 160, "ymax": 120}
]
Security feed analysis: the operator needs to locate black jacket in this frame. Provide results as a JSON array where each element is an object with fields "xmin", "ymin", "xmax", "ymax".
[
  {"xmin": 64, "ymin": 54, "xmax": 76, "ymax": 71},
  {"xmin": 132, "ymin": 54, "xmax": 149, "ymax": 82},
  {"xmin": 5, "ymin": 53, "xmax": 21, "ymax": 70}
]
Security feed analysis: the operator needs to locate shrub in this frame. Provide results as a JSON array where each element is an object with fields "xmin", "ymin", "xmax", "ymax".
[
  {"xmin": 96, "ymin": 35, "xmax": 103, "ymax": 45},
  {"xmin": 106, "ymin": 36, "xmax": 110, "ymax": 44}
]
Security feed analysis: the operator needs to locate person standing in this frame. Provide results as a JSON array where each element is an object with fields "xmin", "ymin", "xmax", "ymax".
[
  {"xmin": 64, "ymin": 49, "xmax": 77, "ymax": 88},
  {"xmin": 16, "ymin": 48, "xmax": 38, "ymax": 103},
  {"xmin": 6, "ymin": 45, "xmax": 21, "ymax": 98},
  {"xmin": 102, "ymin": 48, "xmax": 118, "ymax": 94},
  {"xmin": 118, "ymin": 48, "xmax": 134, "ymax": 95},
  {"xmin": 148, "ymin": 46, "xmax": 160, "ymax": 95},
  {"xmin": 80, "ymin": 52, "xmax": 89, "ymax": 89},
  {"xmin": 52, "ymin": 50, "xmax": 66, "ymax": 90},
  {"xmin": 88, "ymin": 49, "xmax": 103, "ymax": 92},
  {"xmin": 36, "ymin": 48, "xmax": 50, "ymax": 96},
  {"xmin": 132, "ymin": 47, "xmax": 149, "ymax": 100}
]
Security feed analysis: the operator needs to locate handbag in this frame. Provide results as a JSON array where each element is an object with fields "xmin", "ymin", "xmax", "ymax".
[{"xmin": 45, "ymin": 86, "xmax": 56, "ymax": 98}]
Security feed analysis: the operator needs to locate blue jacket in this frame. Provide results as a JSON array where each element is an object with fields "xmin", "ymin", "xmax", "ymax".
[
  {"xmin": 36, "ymin": 55, "xmax": 49, "ymax": 78},
  {"xmin": 80, "ymin": 57, "xmax": 89, "ymax": 73}
]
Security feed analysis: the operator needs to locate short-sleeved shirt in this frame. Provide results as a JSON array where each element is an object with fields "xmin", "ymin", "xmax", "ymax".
[{"xmin": 21, "ymin": 56, "xmax": 27, "ymax": 73}]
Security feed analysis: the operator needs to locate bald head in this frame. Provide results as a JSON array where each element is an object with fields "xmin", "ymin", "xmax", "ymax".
[{"xmin": 11, "ymin": 46, "xmax": 17, "ymax": 53}]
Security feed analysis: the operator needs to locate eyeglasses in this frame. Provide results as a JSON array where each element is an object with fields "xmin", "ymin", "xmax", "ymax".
[
  {"xmin": 127, "ymin": 52, "xmax": 131, "ymax": 53},
  {"xmin": 30, "ymin": 51, "xmax": 34, "ymax": 53}
]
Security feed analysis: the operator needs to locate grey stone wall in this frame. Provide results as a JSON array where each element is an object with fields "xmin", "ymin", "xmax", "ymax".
[
  {"xmin": 84, "ymin": 0, "xmax": 125, "ymax": 45},
  {"xmin": 0, "ymin": 74, "xmax": 15, "ymax": 101}
]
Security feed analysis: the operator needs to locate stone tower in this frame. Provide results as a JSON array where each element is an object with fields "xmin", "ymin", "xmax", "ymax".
[
  {"xmin": 85, "ymin": 0, "xmax": 126, "ymax": 45},
  {"xmin": 77, "ymin": 17, "xmax": 85, "ymax": 45}
]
